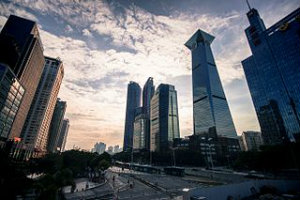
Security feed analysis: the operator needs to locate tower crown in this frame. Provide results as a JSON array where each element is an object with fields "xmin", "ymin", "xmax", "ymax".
[{"xmin": 185, "ymin": 29, "xmax": 214, "ymax": 50}]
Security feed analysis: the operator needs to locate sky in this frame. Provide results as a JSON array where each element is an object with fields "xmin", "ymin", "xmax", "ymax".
[{"xmin": 0, "ymin": 0, "xmax": 299, "ymax": 150}]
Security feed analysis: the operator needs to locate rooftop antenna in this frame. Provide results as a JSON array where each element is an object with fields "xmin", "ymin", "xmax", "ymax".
[{"xmin": 246, "ymin": 0, "xmax": 252, "ymax": 11}]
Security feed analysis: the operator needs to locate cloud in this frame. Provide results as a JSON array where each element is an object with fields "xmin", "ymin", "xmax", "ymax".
[
  {"xmin": 82, "ymin": 28, "xmax": 92, "ymax": 37},
  {"xmin": 1, "ymin": 0, "xmax": 298, "ymax": 150},
  {"xmin": 65, "ymin": 24, "xmax": 73, "ymax": 33}
]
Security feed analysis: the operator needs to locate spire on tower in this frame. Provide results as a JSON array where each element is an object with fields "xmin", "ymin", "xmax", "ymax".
[{"xmin": 246, "ymin": 0, "xmax": 251, "ymax": 11}]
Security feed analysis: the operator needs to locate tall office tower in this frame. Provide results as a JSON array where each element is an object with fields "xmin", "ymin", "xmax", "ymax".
[
  {"xmin": 242, "ymin": 7, "xmax": 300, "ymax": 144},
  {"xmin": 123, "ymin": 81, "xmax": 141, "ymax": 151},
  {"xmin": 47, "ymin": 99, "xmax": 67, "ymax": 152},
  {"xmin": 241, "ymin": 131, "xmax": 263, "ymax": 151},
  {"xmin": 150, "ymin": 84, "xmax": 180, "ymax": 152},
  {"xmin": 0, "ymin": 64, "xmax": 25, "ymax": 146},
  {"xmin": 56, "ymin": 119, "xmax": 69, "ymax": 152},
  {"xmin": 142, "ymin": 77, "xmax": 155, "ymax": 150},
  {"xmin": 0, "ymin": 15, "xmax": 45, "ymax": 140},
  {"xmin": 133, "ymin": 113, "xmax": 147, "ymax": 150},
  {"xmin": 143, "ymin": 78, "xmax": 155, "ymax": 117},
  {"xmin": 21, "ymin": 57, "xmax": 64, "ymax": 155},
  {"xmin": 185, "ymin": 29, "xmax": 237, "ymax": 138}
]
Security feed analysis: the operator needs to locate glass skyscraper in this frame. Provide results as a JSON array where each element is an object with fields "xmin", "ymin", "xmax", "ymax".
[
  {"xmin": 133, "ymin": 113, "xmax": 147, "ymax": 150},
  {"xmin": 142, "ymin": 77, "xmax": 155, "ymax": 150},
  {"xmin": 185, "ymin": 29, "xmax": 237, "ymax": 138},
  {"xmin": 47, "ymin": 98, "xmax": 67, "ymax": 153},
  {"xmin": 143, "ymin": 77, "xmax": 155, "ymax": 117},
  {"xmin": 123, "ymin": 81, "xmax": 141, "ymax": 151},
  {"xmin": 56, "ymin": 119, "xmax": 70, "ymax": 152},
  {"xmin": 0, "ymin": 15, "xmax": 45, "ymax": 140},
  {"xmin": 242, "ymin": 8, "xmax": 300, "ymax": 144},
  {"xmin": 0, "ymin": 64, "xmax": 25, "ymax": 145},
  {"xmin": 150, "ymin": 84, "xmax": 180, "ymax": 152}
]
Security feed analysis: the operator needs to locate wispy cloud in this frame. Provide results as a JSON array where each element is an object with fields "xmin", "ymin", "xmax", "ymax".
[{"xmin": 0, "ymin": 0, "xmax": 298, "ymax": 150}]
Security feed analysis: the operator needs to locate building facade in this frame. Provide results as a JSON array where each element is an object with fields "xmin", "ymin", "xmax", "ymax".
[
  {"xmin": 133, "ymin": 113, "xmax": 148, "ymax": 150},
  {"xmin": 107, "ymin": 146, "xmax": 113, "ymax": 155},
  {"xmin": 242, "ymin": 8, "xmax": 300, "ymax": 144},
  {"xmin": 0, "ymin": 15, "xmax": 45, "ymax": 140},
  {"xmin": 21, "ymin": 57, "xmax": 64, "ymax": 155},
  {"xmin": 47, "ymin": 99, "xmax": 67, "ymax": 152},
  {"xmin": 142, "ymin": 77, "xmax": 155, "ymax": 151},
  {"xmin": 188, "ymin": 134, "xmax": 240, "ymax": 167},
  {"xmin": 123, "ymin": 81, "xmax": 141, "ymax": 151},
  {"xmin": 113, "ymin": 145, "xmax": 121, "ymax": 153},
  {"xmin": 56, "ymin": 119, "xmax": 70, "ymax": 152},
  {"xmin": 185, "ymin": 29, "xmax": 237, "ymax": 138},
  {"xmin": 143, "ymin": 77, "xmax": 155, "ymax": 117},
  {"xmin": 150, "ymin": 84, "xmax": 180, "ymax": 152},
  {"xmin": 0, "ymin": 64, "xmax": 25, "ymax": 146},
  {"xmin": 241, "ymin": 131, "xmax": 263, "ymax": 151},
  {"xmin": 92, "ymin": 142, "xmax": 106, "ymax": 155}
]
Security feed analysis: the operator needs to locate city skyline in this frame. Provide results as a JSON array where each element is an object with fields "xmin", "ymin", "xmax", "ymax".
[{"xmin": 1, "ymin": 0, "xmax": 298, "ymax": 150}]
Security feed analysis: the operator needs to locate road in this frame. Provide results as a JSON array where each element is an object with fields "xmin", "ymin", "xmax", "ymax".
[
  {"xmin": 106, "ymin": 166, "xmax": 214, "ymax": 200},
  {"xmin": 106, "ymin": 168, "xmax": 170, "ymax": 200}
]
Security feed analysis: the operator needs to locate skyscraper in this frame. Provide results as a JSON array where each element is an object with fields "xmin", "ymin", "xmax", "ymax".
[
  {"xmin": 92, "ymin": 142, "xmax": 106, "ymax": 155},
  {"xmin": 150, "ymin": 84, "xmax": 180, "ymax": 152},
  {"xmin": 113, "ymin": 145, "xmax": 121, "ymax": 153},
  {"xmin": 142, "ymin": 77, "xmax": 155, "ymax": 150},
  {"xmin": 185, "ymin": 29, "xmax": 237, "ymax": 138},
  {"xmin": 21, "ymin": 57, "xmax": 64, "ymax": 155},
  {"xmin": 47, "ymin": 99, "xmax": 67, "ymax": 153},
  {"xmin": 133, "ymin": 113, "xmax": 147, "ymax": 150},
  {"xmin": 242, "ymin": 7, "xmax": 300, "ymax": 144},
  {"xmin": 241, "ymin": 131, "xmax": 263, "ymax": 151},
  {"xmin": 56, "ymin": 119, "xmax": 70, "ymax": 152},
  {"xmin": 123, "ymin": 81, "xmax": 141, "ymax": 151},
  {"xmin": 143, "ymin": 77, "xmax": 155, "ymax": 117},
  {"xmin": 0, "ymin": 64, "xmax": 25, "ymax": 146},
  {"xmin": 0, "ymin": 15, "xmax": 45, "ymax": 140}
]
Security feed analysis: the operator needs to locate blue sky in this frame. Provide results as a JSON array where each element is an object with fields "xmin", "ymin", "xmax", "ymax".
[{"xmin": 0, "ymin": 0, "xmax": 298, "ymax": 150}]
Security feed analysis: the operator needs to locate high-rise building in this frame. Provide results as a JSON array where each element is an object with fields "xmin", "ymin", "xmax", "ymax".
[
  {"xmin": 56, "ymin": 119, "xmax": 70, "ymax": 152},
  {"xmin": 107, "ymin": 146, "xmax": 114, "ymax": 155},
  {"xmin": 142, "ymin": 77, "xmax": 155, "ymax": 150},
  {"xmin": 143, "ymin": 77, "xmax": 155, "ymax": 117},
  {"xmin": 0, "ymin": 64, "xmax": 25, "ymax": 146},
  {"xmin": 113, "ymin": 145, "xmax": 121, "ymax": 153},
  {"xmin": 123, "ymin": 81, "xmax": 141, "ymax": 151},
  {"xmin": 185, "ymin": 29, "xmax": 237, "ymax": 138},
  {"xmin": 150, "ymin": 84, "xmax": 180, "ymax": 152},
  {"xmin": 238, "ymin": 136, "xmax": 246, "ymax": 151},
  {"xmin": 133, "ymin": 113, "xmax": 147, "ymax": 150},
  {"xmin": 21, "ymin": 57, "xmax": 64, "ymax": 155},
  {"xmin": 241, "ymin": 131, "xmax": 263, "ymax": 151},
  {"xmin": 242, "ymin": 7, "xmax": 300, "ymax": 144},
  {"xmin": 47, "ymin": 99, "xmax": 66, "ymax": 152},
  {"xmin": 0, "ymin": 15, "xmax": 45, "ymax": 140},
  {"xmin": 92, "ymin": 142, "xmax": 106, "ymax": 155}
]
